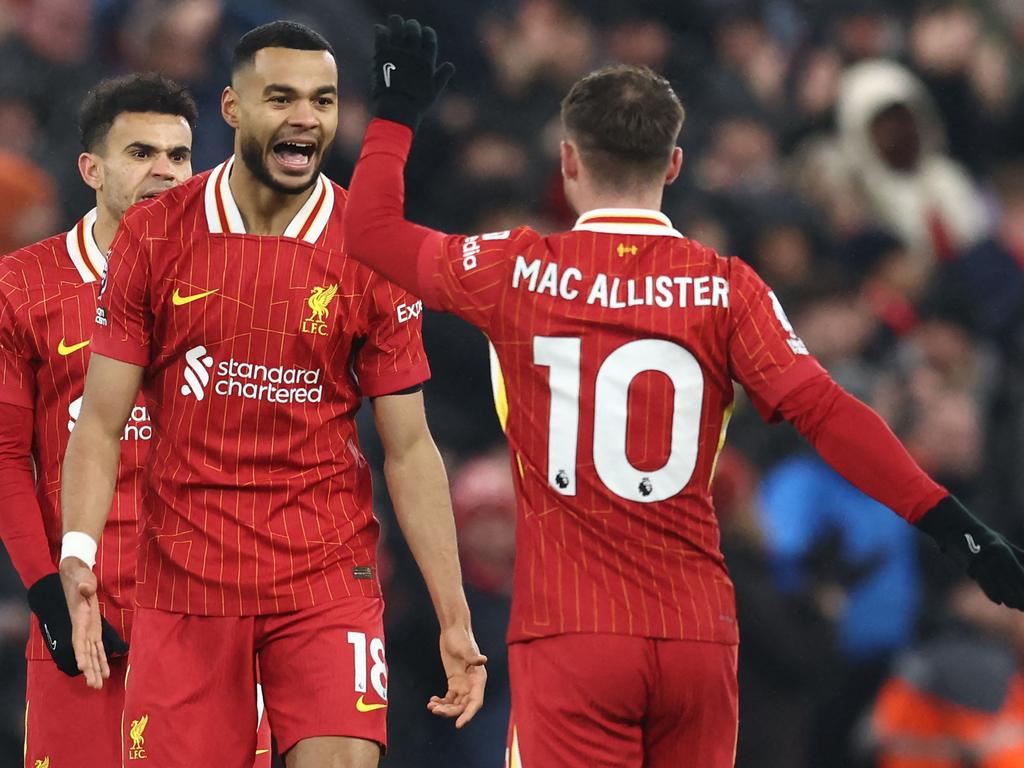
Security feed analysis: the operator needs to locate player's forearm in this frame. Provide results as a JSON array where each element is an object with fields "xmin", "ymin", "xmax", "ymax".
[
  {"xmin": 384, "ymin": 435, "xmax": 472, "ymax": 629},
  {"xmin": 60, "ymin": 417, "xmax": 122, "ymax": 542},
  {"xmin": 779, "ymin": 374, "xmax": 947, "ymax": 523},
  {"xmin": 344, "ymin": 118, "xmax": 437, "ymax": 296},
  {"xmin": 0, "ymin": 403, "xmax": 55, "ymax": 586}
]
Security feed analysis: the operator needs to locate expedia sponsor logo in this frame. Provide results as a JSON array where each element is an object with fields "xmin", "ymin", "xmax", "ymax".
[
  {"xmin": 68, "ymin": 395, "xmax": 151, "ymax": 440},
  {"xmin": 396, "ymin": 300, "xmax": 422, "ymax": 323},
  {"xmin": 179, "ymin": 345, "xmax": 324, "ymax": 404}
]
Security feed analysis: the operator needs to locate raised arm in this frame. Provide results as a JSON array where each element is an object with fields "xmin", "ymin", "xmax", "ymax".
[
  {"xmin": 343, "ymin": 15, "xmax": 453, "ymax": 299},
  {"xmin": 372, "ymin": 390, "xmax": 487, "ymax": 727},
  {"xmin": 59, "ymin": 352, "xmax": 143, "ymax": 688}
]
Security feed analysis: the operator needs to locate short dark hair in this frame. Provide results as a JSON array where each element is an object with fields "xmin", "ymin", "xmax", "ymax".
[
  {"xmin": 561, "ymin": 65, "xmax": 685, "ymax": 188},
  {"xmin": 232, "ymin": 20, "xmax": 334, "ymax": 73},
  {"xmin": 79, "ymin": 73, "xmax": 198, "ymax": 152}
]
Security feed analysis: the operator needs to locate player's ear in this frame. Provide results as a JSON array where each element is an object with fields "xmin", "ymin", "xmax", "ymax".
[
  {"xmin": 560, "ymin": 140, "xmax": 579, "ymax": 181},
  {"xmin": 78, "ymin": 152, "xmax": 102, "ymax": 192},
  {"xmin": 665, "ymin": 147, "xmax": 683, "ymax": 186},
  {"xmin": 221, "ymin": 86, "xmax": 240, "ymax": 129}
]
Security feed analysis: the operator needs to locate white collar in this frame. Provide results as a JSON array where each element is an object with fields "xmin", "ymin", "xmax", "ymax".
[
  {"xmin": 202, "ymin": 156, "xmax": 335, "ymax": 243},
  {"xmin": 572, "ymin": 208, "xmax": 683, "ymax": 238},
  {"xmin": 65, "ymin": 208, "xmax": 107, "ymax": 283}
]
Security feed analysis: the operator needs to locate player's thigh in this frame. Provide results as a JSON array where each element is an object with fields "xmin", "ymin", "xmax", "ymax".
[
  {"xmin": 645, "ymin": 639, "xmax": 738, "ymax": 768},
  {"xmin": 257, "ymin": 596, "xmax": 387, "ymax": 758},
  {"xmin": 123, "ymin": 607, "xmax": 259, "ymax": 768},
  {"xmin": 24, "ymin": 655, "xmax": 127, "ymax": 768},
  {"xmin": 507, "ymin": 634, "xmax": 651, "ymax": 768}
]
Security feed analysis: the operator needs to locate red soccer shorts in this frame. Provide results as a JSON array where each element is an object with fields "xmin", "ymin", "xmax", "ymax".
[
  {"xmin": 122, "ymin": 596, "xmax": 387, "ymax": 766},
  {"xmin": 24, "ymin": 655, "xmax": 128, "ymax": 768},
  {"xmin": 506, "ymin": 634, "xmax": 739, "ymax": 768}
]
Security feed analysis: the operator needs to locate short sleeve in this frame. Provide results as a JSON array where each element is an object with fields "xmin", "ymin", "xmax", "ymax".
[
  {"xmin": 354, "ymin": 277, "xmax": 431, "ymax": 397},
  {"xmin": 419, "ymin": 226, "xmax": 540, "ymax": 331},
  {"xmin": 90, "ymin": 215, "xmax": 152, "ymax": 366},
  {"xmin": 0, "ymin": 265, "xmax": 35, "ymax": 408},
  {"xmin": 727, "ymin": 257, "xmax": 825, "ymax": 421}
]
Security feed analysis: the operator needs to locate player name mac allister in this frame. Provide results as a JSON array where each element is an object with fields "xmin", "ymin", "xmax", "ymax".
[{"xmin": 510, "ymin": 255, "xmax": 730, "ymax": 309}]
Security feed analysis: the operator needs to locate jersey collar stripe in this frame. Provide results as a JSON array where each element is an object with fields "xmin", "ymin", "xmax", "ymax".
[
  {"xmin": 76, "ymin": 219, "xmax": 102, "ymax": 281},
  {"xmin": 297, "ymin": 177, "xmax": 333, "ymax": 244},
  {"xmin": 573, "ymin": 208, "xmax": 683, "ymax": 238},
  {"xmin": 203, "ymin": 156, "xmax": 334, "ymax": 240},
  {"xmin": 65, "ymin": 216, "xmax": 99, "ymax": 283},
  {"xmin": 216, "ymin": 156, "xmax": 246, "ymax": 234},
  {"xmin": 204, "ymin": 161, "xmax": 227, "ymax": 233},
  {"xmin": 81, "ymin": 208, "xmax": 107, "ymax": 278},
  {"xmin": 284, "ymin": 175, "xmax": 325, "ymax": 240},
  {"xmin": 574, "ymin": 222, "xmax": 684, "ymax": 238}
]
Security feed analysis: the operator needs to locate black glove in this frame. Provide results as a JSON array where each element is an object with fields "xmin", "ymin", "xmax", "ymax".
[
  {"xmin": 371, "ymin": 14, "xmax": 455, "ymax": 132},
  {"xmin": 27, "ymin": 572, "xmax": 129, "ymax": 676},
  {"xmin": 917, "ymin": 495, "xmax": 1024, "ymax": 610}
]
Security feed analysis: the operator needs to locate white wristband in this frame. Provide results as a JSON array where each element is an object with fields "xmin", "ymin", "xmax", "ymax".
[{"xmin": 60, "ymin": 531, "xmax": 98, "ymax": 569}]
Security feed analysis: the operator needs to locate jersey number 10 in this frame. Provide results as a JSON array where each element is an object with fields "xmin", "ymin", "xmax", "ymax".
[{"xmin": 533, "ymin": 337, "xmax": 704, "ymax": 503}]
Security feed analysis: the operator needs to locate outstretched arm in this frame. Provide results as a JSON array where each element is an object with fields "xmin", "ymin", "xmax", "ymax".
[{"xmin": 779, "ymin": 373, "xmax": 1024, "ymax": 610}]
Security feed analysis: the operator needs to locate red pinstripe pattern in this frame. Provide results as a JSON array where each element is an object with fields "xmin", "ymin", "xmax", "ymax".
[
  {"xmin": 90, "ymin": 172, "xmax": 429, "ymax": 616},
  {"xmin": 425, "ymin": 225, "xmax": 822, "ymax": 644},
  {"xmin": 0, "ymin": 220, "xmax": 146, "ymax": 660}
]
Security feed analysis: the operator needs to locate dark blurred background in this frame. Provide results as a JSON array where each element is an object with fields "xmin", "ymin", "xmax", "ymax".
[{"xmin": 2, "ymin": 0, "xmax": 1024, "ymax": 766}]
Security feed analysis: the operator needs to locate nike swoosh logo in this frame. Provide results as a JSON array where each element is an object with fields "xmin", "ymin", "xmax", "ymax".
[
  {"xmin": 172, "ymin": 287, "xmax": 220, "ymax": 306},
  {"xmin": 966, "ymin": 532, "xmax": 982, "ymax": 554},
  {"xmin": 355, "ymin": 695, "xmax": 387, "ymax": 713},
  {"xmin": 255, "ymin": 750, "xmax": 270, "ymax": 756},
  {"xmin": 383, "ymin": 62, "xmax": 396, "ymax": 88},
  {"xmin": 57, "ymin": 338, "xmax": 90, "ymax": 356}
]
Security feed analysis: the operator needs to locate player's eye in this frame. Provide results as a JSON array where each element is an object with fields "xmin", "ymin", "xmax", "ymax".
[
  {"xmin": 131, "ymin": 149, "xmax": 150, "ymax": 159},
  {"xmin": 269, "ymin": 95, "xmax": 289, "ymax": 105},
  {"xmin": 316, "ymin": 97, "xmax": 335, "ymax": 107}
]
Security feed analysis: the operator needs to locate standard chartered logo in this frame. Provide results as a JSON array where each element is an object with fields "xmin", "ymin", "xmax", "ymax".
[
  {"xmin": 180, "ymin": 345, "xmax": 215, "ymax": 401},
  {"xmin": 179, "ymin": 345, "xmax": 324, "ymax": 404},
  {"xmin": 68, "ymin": 396, "xmax": 151, "ymax": 440}
]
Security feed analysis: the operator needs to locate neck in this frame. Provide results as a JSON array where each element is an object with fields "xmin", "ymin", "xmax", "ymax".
[
  {"xmin": 572, "ymin": 186, "xmax": 665, "ymax": 217},
  {"xmin": 228, "ymin": 155, "xmax": 316, "ymax": 236},
  {"xmin": 92, "ymin": 203, "xmax": 119, "ymax": 254}
]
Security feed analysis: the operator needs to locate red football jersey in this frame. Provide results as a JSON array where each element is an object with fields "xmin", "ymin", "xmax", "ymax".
[
  {"xmin": 0, "ymin": 210, "xmax": 148, "ymax": 658},
  {"xmin": 91, "ymin": 158, "xmax": 430, "ymax": 616},
  {"xmin": 419, "ymin": 209, "xmax": 824, "ymax": 644}
]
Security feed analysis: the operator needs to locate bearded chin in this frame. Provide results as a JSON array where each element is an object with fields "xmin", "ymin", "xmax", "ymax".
[{"xmin": 239, "ymin": 134, "xmax": 320, "ymax": 196}]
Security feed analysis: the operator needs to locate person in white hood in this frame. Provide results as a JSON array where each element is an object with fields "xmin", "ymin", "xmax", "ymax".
[{"xmin": 837, "ymin": 59, "xmax": 989, "ymax": 266}]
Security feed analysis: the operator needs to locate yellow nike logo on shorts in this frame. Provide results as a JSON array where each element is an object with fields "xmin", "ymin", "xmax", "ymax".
[
  {"xmin": 171, "ymin": 287, "xmax": 219, "ymax": 306},
  {"xmin": 355, "ymin": 695, "xmax": 387, "ymax": 712}
]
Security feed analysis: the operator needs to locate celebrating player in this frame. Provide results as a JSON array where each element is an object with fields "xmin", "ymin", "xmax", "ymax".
[
  {"xmin": 342, "ymin": 16, "xmax": 1024, "ymax": 767},
  {"xmin": 59, "ymin": 21, "xmax": 485, "ymax": 768},
  {"xmin": 0, "ymin": 74, "xmax": 195, "ymax": 768}
]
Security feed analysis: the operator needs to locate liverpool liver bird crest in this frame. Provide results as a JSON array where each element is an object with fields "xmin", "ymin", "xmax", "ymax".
[
  {"xmin": 306, "ymin": 284, "xmax": 339, "ymax": 322},
  {"xmin": 130, "ymin": 714, "xmax": 148, "ymax": 749}
]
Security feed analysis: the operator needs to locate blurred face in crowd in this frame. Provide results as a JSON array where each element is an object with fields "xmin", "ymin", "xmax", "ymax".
[
  {"xmin": 79, "ymin": 112, "xmax": 193, "ymax": 220},
  {"xmin": 870, "ymin": 103, "xmax": 921, "ymax": 172},
  {"xmin": 224, "ymin": 47, "xmax": 338, "ymax": 195}
]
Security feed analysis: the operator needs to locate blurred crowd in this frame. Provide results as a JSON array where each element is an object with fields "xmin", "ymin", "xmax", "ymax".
[{"xmin": 2, "ymin": 0, "xmax": 1024, "ymax": 765}]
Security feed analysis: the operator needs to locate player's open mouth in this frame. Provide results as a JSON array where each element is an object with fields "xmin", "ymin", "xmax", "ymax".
[{"xmin": 272, "ymin": 140, "xmax": 317, "ymax": 172}]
